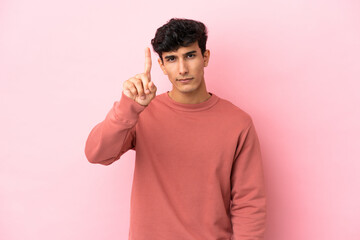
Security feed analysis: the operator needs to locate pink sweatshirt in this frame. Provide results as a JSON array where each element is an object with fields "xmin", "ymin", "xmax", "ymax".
[{"xmin": 85, "ymin": 91, "xmax": 267, "ymax": 240}]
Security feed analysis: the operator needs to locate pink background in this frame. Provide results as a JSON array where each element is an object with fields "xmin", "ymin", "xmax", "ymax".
[{"xmin": 1, "ymin": 0, "xmax": 359, "ymax": 239}]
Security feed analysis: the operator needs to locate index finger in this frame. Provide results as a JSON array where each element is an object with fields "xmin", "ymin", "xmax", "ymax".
[{"xmin": 144, "ymin": 47, "xmax": 152, "ymax": 74}]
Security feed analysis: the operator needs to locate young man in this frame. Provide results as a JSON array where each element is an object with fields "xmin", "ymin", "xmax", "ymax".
[{"xmin": 85, "ymin": 18, "xmax": 267, "ymax": 240}]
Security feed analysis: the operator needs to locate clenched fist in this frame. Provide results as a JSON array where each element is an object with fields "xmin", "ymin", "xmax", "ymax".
[{"xmin": 123, "ymin": 47, "xmax": 157, "ymax": 106}]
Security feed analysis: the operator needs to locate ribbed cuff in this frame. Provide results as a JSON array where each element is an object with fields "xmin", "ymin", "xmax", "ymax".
[{"xmin": 112, "ymin": 92, "xmax": 147, "ymax": 122}]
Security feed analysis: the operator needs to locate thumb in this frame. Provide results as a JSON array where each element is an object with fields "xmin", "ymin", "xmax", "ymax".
[{"xmin": 149, "ymin": 81, "xmax": 156, "ymax": 92}]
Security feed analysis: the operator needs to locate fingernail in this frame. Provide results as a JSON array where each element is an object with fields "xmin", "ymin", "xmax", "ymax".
[
  {"xmin": 141, "ymin": 95, "xmax": 145, "ymax": 99},
  {"xmin": 145, "ymin": 89, "xmax": 150, "ymax": 93}
]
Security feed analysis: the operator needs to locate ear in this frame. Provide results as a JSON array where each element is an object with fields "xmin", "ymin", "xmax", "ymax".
[
  {"xmin": 158, "ymin": 58, "xmax": 168, "ymax": 75},
  {"xmin": 203, "ymin": 49, "xmax": 210, "ymax": 67}
]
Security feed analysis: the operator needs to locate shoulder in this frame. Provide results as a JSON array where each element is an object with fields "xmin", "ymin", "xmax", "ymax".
[
  {"xmin": 215, "ymin": 95, "xmax": 253, "ymax": 126},
  {"xmin": 136, "ymin": 92, "xmax": 168, "ymax": 117},
  {"xmin": 145, "ymin": 92, "xmax": 168, "ymax": 110}
]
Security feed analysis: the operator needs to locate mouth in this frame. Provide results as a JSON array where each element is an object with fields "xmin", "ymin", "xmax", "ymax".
[{"xmin": 177, "ymin": 77, "xmax": 194, "ymax": 83}]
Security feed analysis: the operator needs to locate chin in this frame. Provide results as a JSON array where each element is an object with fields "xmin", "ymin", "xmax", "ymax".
[
  {"xmin": 179, "ymin": 87, "xmax": 199, "ymax": 94},
  {"xmin": 173, "ymin": 81, "xmax": 200, "ymax": 93}
]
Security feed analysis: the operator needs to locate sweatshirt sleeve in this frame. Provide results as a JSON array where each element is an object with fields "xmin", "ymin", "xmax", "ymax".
[
  {"xmin": 230, "ymin": 120, "xmax": 267, "ymax": 240},
  {"xmin": 84, "ymin": 92, "xmax": 146, "ymax": 165}
]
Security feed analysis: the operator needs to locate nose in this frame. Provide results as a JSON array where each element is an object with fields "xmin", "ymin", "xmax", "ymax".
[{"xmin": 178, "ymin": 58, "xmax": 188, "ymax": 75}]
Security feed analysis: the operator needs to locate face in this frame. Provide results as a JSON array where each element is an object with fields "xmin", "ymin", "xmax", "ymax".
[{"xmin": 158, "ymin": 41, "xmax": 210, "ymax": 96}]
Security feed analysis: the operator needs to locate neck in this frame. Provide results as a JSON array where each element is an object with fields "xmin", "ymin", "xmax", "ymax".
[{"xmin": 168, "ymin": 87, "xmax": 211, "ymax": 104}]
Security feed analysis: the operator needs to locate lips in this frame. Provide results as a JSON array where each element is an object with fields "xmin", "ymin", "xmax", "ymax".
[{"xmin": 177, "ymin": 78, "xmax": 193, "ymax": 81}]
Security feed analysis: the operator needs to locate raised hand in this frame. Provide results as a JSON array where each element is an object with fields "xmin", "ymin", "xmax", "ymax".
[{"xmin": 123, "ymin": 47, "xmax": 157, "ymax": 106}]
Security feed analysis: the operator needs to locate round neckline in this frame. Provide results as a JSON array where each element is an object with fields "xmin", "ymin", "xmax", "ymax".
[{"xmin": 161, "ymin": 91, "xmax": 219, "ymax": 112}]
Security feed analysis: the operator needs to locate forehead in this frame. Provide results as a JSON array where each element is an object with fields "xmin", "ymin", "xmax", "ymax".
[{"xmin": 162, "ymin": 42, "xmax": 200, "ymax": 56}]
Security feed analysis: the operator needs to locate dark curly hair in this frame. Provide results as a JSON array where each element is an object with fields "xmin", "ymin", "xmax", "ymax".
[{"xmin": 151, "ymin": 18, "xmax": 208, "ymax": 62}]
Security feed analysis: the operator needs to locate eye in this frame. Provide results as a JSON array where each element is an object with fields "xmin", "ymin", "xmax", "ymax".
[
  {"xmin": 187, "ymin": 53, "xmax": 196, "ymax": 58},
  {"xmin": 166, "ymin": 56, "xmax": 176, "ymax": 62}
]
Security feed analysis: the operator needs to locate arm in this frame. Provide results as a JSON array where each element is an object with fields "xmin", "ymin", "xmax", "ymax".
[
  {"xmin": 85, "ymin": 47, "xmax": 156, "ymax": 165},
  {"xmin": 230, "ymin": 120, "xmax": 267, "ymax": 240},
  {"xmin": 84, "ymin": 92, "xmax": 146, "ymax": 165}
]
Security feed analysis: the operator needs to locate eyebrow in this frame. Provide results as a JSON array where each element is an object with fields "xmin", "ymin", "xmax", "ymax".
[{"xmin": 164, "ymin": 50, "xmax": 197, "ymax": 60}]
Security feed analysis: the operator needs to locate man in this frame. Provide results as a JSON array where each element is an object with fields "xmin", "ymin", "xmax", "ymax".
[{"xmin": 85, "ymin": 18, "xmax": 267, "ymax": 240}]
